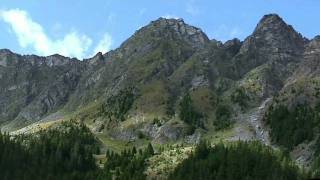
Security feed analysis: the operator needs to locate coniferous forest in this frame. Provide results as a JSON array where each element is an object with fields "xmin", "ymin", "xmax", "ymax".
[
  {"xmin": 169, "ymin": 141, "xmax": 307, "ymax": 180},
  {"xmin": 265, "ymin": 104, "xmax": 319, "ymax": 150},
  {"xmin": 0, "ymin": 121, "xmax": 99, "ymax": 180},
  {"xmin": 0, "ymin": 121, "xmax": 155, "ymax": 180},
  {"xmin": 0, "ymin": 121, "xmax": 313, "ymax": 180}
]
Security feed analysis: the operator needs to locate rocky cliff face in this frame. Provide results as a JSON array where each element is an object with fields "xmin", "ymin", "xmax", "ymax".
[
  {"xmin": 0, "ymin": 50, "xmax": 86, "ymax": 130},
  {"xmin": 225, "ymin": 14, "xmax": 309, "ymax": 102}
]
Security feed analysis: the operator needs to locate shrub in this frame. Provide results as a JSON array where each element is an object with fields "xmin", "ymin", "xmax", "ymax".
[
  {"xmin": 179, "ymin": 93, "xmax": 204, "ymax": 128},
  {"xmin": 231, "ymin": 87, "xmax": 250, "ymax": 109},
  {"xmin": 214, "ymin": 104, "xmax": 232, "ymax": 130},
  {"xmin": 100, "ymin": 87, "xmax": 136, "ymax": 122}
]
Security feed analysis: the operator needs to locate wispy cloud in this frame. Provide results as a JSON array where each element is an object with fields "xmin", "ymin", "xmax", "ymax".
[
  {"xmin": 93, "ymin": 33, "xmax": 113, "ymax": 55},
  {"xmin": 186, "ymin": 0, "xmax": 200, "ymax": 16},
  {"xmin": 139, "ymin": 8, "xmax": 147, "ymax": 16},
  {"xmin": 0, "ymin": 8, "xmax": 113, "ymax": 59}
]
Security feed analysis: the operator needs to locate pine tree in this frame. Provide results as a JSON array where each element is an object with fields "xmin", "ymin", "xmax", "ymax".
[{"xmin": 146, "ymin": 143, "xmax": 154, "ymax": 156}]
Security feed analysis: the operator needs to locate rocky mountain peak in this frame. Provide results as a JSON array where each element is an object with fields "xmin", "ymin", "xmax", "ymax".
[
  {"xmin": 223, "ymin": 38, "xmax": 242, "ymax": 55},
  {"xmin": 253, "ymin": 13, "xmax": 306, "ymax": 45},
  {"xmin": 92, "ymin": 52, "xmax": 103, "ymax": 59},
  {"xmin": 87, "ymin": 52, "xmax": 105, "ymax": 65},
  {"xmin": 313, "ymin": 35, "xmax": 320, "ymax": 41},
  {"xmin": 45, "ymin": 54, "xmax": 73, "ymax": 67},
  {"xmin": 255, "ymin": 14, "xmax": 287, "ymax": 32},
  {"xmin": 116, "ymin": 17, "xmax": 210, "ymax": 61},
  {"xmin": 240, "ymin": 14, "xmax": 306, "ymax": 55},
  {"xmin": 0, "ymin": 49, "xmax": 19, "ymax": 67},
  {"xmin": 0, "ymin": 49, "xmax": 14, "ymax": 55},
  {"xmin": 153, "ymin": 17, "xmax": 184, "ymax": 25},
  {"xmin": 121, "ymin": 17, "xmax": 209, "ymax": 50},
  {"xmin": 149, "ymin": 17, "xmax": 210, "ymax": 46},
  {"xmin": 149, "ymin": 17, "xmax": 200, "ymax": 35},
  {"xmin": 306, "ymin": 36, "xmax": 320, "ymax": 53},
  {"xmin": 224, "ymin": 38, "xmax": 241, "ymax": 48}
]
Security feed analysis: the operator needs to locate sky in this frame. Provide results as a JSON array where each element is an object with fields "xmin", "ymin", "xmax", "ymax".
[{"xmin": 0, "ymin": 0, "xmax": 319, "ymax": 59}]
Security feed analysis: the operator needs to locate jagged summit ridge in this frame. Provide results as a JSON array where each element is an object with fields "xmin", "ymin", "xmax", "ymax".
[
  {"xmin": 120, "ymin": 17, "xmax": 210, "ymax": 51},
  {"xmin": 255, "ymin": 14, "xmax": 288, "ymax": 32},
  {"xmin": 254, "ymin": 13, "xmax": 307, "ymax": 45},
  {"xmin": 306, "ymin": 36, "xmax": 320, "ymax": 52},
  {"xmin": 150, "ymin": 17, "xmax": 210, "ymax": 46},
  {"xmin": 150, "ymin": 17, "xmax": 207, "ymax": 38},
  {"xmin": 0, "ymin": 14, "xmax": 308, "ymax": 61},
  {"xmin": 239, "ymin": 13, "xmax": 306, "ymax": 56},
  {"xmin": 0, "ymin": 49, "xmax": 14, "ymax": 55}
]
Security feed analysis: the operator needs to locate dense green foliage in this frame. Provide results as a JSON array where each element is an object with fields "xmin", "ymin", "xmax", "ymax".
[
  {"xmin": 98, "ymin": 143, "xmax": 154, "ymax": 180},
  {"xmin": 169, "ymin": 141, "xmax": 306, "ymax": 180},
  {"xmin": 0, "ymin": 121, "xmax": 99, "ymax": 180},
  {"xmin": 312, "ymin": 156, "xmax": 320, "ymax": 177},
  {"xmin": 231, "ymin": 87, "xmax": 250, "ymax": 109},
  {"xmin": 0, "ymin": 123, "xmax": 156, "ymax": 180},
  {"xmin": 265, "ymin": 104, "xmax": 317, "ymax": 150},
  {"xmin": 311, "ymin": 135, "xmax": 320, "ymax": 177},
  {"xmin": 214, "ymin": 104, "xmax": 232, "ymax": 130},
  {"xmin": 100, "ymin": 87, "xmax": 136, "ymax": 121},
  {"xmin": 266, "ymin": 103, "xmax": 320, "ymax": 178},
  {"xmin": 1, "ymin": 121, "xmax": 316, "ymax": 179},
  {"xmin": 179, "ymin": 93, "xmax": 204, "ymax": 128}
]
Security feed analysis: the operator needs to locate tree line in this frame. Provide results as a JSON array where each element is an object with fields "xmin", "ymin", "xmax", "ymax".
[
  {"xmin": 0, "ymin": 121, "xmax": 155, "ymax": 180},
  {"xmin": 1, "ymin": 120, "xmax": 317, "ymax": 179},
  {"xmin": 169, "ymin": 141, "xmax": 307, "ymax": 180},
  {"xmin": 0, "ymin": 121, "xmax": 99, "ymax": 180}
]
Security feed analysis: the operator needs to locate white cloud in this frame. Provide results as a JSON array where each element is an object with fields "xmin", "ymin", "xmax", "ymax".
[
  {"xmin": 0, "ymin": 9, "xmax": 112, "ymax": 59},
  {"xmin": 139, "ymin": 8, "xmax": 147, "ymax": 16},
  {"xmin": 186, "ymin": 0, "xmax": 200, "ymax": 16},
  {"xmin": 93, "ymin": 33, "xmax": 113, "ymax": 54},
  {"xmin": 162, "ymin": 14, "xmax": 180, "ymax": 19}
]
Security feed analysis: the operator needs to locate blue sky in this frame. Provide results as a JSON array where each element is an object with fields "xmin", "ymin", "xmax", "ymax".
[{"xmin": 0, "ymin": 0, "xmax": 319, "ymax": 59}]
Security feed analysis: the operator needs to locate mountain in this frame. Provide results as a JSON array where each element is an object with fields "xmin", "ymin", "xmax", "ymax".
[
  {"xmin": 0, "ymin": 50, "xmax": 86, "ymax": 130},
  {"xmin": 1, "ymin": 14, "xmax": 320, "ymax": 169}
]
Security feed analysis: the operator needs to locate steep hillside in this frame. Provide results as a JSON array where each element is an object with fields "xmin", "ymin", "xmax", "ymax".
[
  {"xmin": 0, "ymin": 50, "xmax": 86, "ymax": 130},
  {"xmin": 262, "ymin": 35, "xmax": 320, "ymax": 168},
  {"xmin": 1, "ymin": 13, "xmax": 320, "ymax": 171}
]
